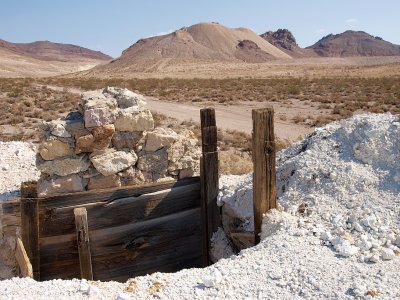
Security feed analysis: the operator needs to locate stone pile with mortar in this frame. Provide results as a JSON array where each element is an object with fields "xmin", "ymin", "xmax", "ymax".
[{"xmin": 36, "ymin": 87, "xmax": 200, "ymax": 196}]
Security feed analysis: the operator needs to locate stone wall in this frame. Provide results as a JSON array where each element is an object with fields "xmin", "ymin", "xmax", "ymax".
[{"xmin": 37, "ymin": 87, "xmax": 201, "ymax": 196}]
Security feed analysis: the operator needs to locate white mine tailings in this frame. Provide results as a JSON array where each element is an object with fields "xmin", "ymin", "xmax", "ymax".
[{"xmin": 0, "ymin": 113, "xmax": 399, "ymax": 299}]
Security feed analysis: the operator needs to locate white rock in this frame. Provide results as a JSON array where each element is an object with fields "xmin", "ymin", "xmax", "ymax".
[
  {"xmin": 116, "ymin": 292, "xmax": 132, "ymax": 300},
  {"xmin": 381, "ymin": 248, "xmax": 395, "ymax": 260},
  {"xmin": 357, "ymin": 239, "xmax": 372, "ymax": 252},
  {"xmin": 368, "ymin": 253, "xmax": 380, "ymax": 263},
  {"xmin": 90, "ymin": 149, "xmax": 138, "ymax": 176},
  {"xmin": 51, "ymin": 123, "xmax": 72, "ymax": 138},
  {"xmin": 362, "ymin": 215, "xmax": 377, "ymax": 227},
  {"xmin": 333, "ymin": 238, "xmax": 359, "ymax": 257},
  {"xmin": 202, "ymin": 268, "xmax": 223, "ymax": 287},
  {"xmin": 354, "ymin": 222, "xmax": 363, "ymax": 232},
  {"xmin": 114, "ymin": 109, "xmax": 154, "ymax": 132}
]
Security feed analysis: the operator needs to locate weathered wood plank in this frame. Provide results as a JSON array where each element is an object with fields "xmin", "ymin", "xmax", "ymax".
[
  {"xmin": 200, "ymin": 108, "xmax": 220, "ymax": 266},
  {"xmin": 252, "ymin": 107, "xmax": 277, "ymax": 245},
  {"xmin": 20, "ymin": 181, "xmax": 40, "ymax": 281},
  {"xmin": 39, "ymin": 234, "xmax": 79, "ymax": 280},
  {"xmin": 201, "ymin": 126, "xmax": 218, "ymax": 153},
  {"xmin": 40, "ymin": 208, "xmax": 202, "ymax": 281},
  {"xmin": 1, "ymin": 200, "xmax": 21, "ymax": 239},
  {"xmin": 15, "ymin": 238, "xmax": 33, "ymax": 278},
  {"xmin": 40, "ymin": 181, "xmax": 200, "ymax": 238},
  {"xmin": 38, "ymin": 177, "xmax": 199, "ymax": 209},
  {"xmin": 230, "ymin": 232, "xmax": 255, "ymax": 250},
  {"xmin": 21, "ymin": 181, "xmax": 38, "ymax": 199},
  {"xmin": 74, "ymin": 208, "xmax": 93, "ymax": 280}
]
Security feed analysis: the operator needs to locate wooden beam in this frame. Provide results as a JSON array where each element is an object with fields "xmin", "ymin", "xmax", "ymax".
[
  {"xmin": 74, "ymin": 208, "xmax": 93, "ymax": 280},
  {"xmin": 20, "ymin": 181, "xmax": 40, "ymax": 280},
  {"xmin": 40, "ymin": 180, "xmax": 200, "ymax": 238},
  {"xmin": 15, "ymin": 238, "xmax": 33, "ymax": 278},
  {"xmin": 252, "ymin": 107, "xmax": 277, "ymax": 244},
  {"xmin": 200, "ymin": 108, "xmax": 220, "ymax": 266}
]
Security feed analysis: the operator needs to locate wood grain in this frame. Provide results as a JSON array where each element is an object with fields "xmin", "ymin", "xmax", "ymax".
[
  {"xmin": 252, "ymin": 107, "xmax": 277, "ymax": 244},
  {"xmin": 39, "ymin": 177, "xmax": 199, "ymax": 209},
  {"xmin": 40, "ymin": 208, "xmax": 202, "ymax": 281},
  {"xmin": 20, "ymin": 195, "xmax": 40, "ymax": 280},
  {"xmin": 15, "ymin": 238, "xmax": 33, "ymax": 278},
  {"xmin": 40, "ymin": 181, "xmax": 200, "ymax": 238},
  {"xmin": 200, "ymin": 108, "xmax": 221, "ymax": 266},
  {"xmin": 74, "ymin": 208, "xmax": 93, "ymax": 280}
]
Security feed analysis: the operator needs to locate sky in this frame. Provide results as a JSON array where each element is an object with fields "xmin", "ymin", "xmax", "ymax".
[{"xmin": 1, "ymin": 0, "xmax": 399, "ymax": 58}]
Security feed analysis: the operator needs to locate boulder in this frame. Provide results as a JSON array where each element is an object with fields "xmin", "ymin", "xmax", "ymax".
[
  {"xmin": 39, "ymin": 139, "xmax": 73, "ymax": 161},
  {"xmin": 80, "ymin": 90, "xmax": 118, "ymax": 111},
  {"xmin": 144, "ymin": 127, "xmax": 178, "ymax": 152},
  {"xmin": 76, "ymin": 124, "xmax": 115, "ymax": 154},
  {"xmin": 137, "ymin": 148, "xmax": 168, "ymax": 181},
  {"xmin": 112, "ymin": 131, "xmax": 143, "ymax": 149},
  {"xmin": 49, "ymin": 121, "xmax": 72, "ymax": 138},
  {"xmin": 64, "ymin": 112, "xmax": 86, "ymax": 136},
  {"xmin": 38, "ymin": 174, "xmax": 85, "ymax": 196},
  {"xmin": 80, "ymin": 166, "xmax": 100, "ymax": 178},
  {"xmin": 90, "ymin": 149, "xmax": 138, "ymax": 176},
  {"xmin": 84, "ymin": 107, "xmax": 116, "ymax": 128},
  {"xmin": 114, "ymin": 109, "xmax": 154, "ymax": 132},
  {"xmin": 104, "ymin": 87, "xmax": 147, "ymax": 109},
  {"xmin": 118, "ymin": 167, "xmax": 145, "ymax": 186},
  {"xmin": 37, "ymin": 155, "xmax": 90, "ymax": 176},
  {"xmin": 179, "ymin": 168, "xmax": 195, "ymax": 179},
  {"xmin": 167, "ymin": 130, "xmax": 201, "ymax": 175},
  {"xmin": 88, "ymin": 174, "xmax": 121, "ymax": 190}
]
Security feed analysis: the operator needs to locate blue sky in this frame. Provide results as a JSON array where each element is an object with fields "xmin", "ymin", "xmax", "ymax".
[{"xmin": 1, "ymin": 0, "xmax": 399, "ymax": 57}]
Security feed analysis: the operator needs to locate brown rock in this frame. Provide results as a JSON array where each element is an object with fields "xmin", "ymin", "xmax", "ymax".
[
  {"xmin": 112, "ymin": 131, "xmax": 143, "ymax": 149},
  {"xmin": 38, "ymin": 174, "xmax": 85, "ymax": 196},
  {"xmin": 118, "ymin": 167, "xmax": 145, "ymax": 186},
  {"xmin": 75, "ymin": 124, "xmax": 115, "ymax": 154},
  {"xmin": 88, "ymin": 174, "xmax": 121, "ymax": 190},
  {"xmin": 39, "ymin": 139, "xmax": 73, "ymax": 160}
]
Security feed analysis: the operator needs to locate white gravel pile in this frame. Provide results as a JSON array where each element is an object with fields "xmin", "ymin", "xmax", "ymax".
[
  {"xmin": 0, "ymin": 113, "xmax": 399, "ymax": 299},
  {"xmin": 0, "ymin": 141, "xmax": 40, "ymax": 201}
]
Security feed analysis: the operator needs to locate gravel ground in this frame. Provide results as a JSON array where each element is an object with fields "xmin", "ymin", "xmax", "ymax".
[
  {"xmin": 0, "ymin": 141, "xmax": 39, "ymax": 201},
  {"xmin": 0, "ymin": 113, "xmax": 399, "ymax": 299}
]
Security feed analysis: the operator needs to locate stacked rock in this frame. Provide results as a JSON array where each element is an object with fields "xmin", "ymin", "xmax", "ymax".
[{"xmin": 37, "ymin": 87, "xmax": 201, "ymax": 196}]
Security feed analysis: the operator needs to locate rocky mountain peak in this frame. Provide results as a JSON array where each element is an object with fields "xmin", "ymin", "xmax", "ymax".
[{"xmin": 260, "ymin": 29, "xmax": 298, "ymax": 51}]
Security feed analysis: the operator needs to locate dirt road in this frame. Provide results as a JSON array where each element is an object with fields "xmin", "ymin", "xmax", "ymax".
[{"xmin": 145, "ymin": 97, "xmax": 313, "ymax": 141}]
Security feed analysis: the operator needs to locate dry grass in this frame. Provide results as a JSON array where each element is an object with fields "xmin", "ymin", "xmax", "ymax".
[
  {"xmin": 0, "ymin": 78, "xmax": 80, "ymax": 141},
  {"xmin": 41, "ymin": 76, "xmax": 400, "ymax": 116}
]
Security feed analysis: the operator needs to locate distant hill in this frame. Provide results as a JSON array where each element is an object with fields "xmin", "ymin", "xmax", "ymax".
[
  {"xmin": 0, "ymin": 39, "xmax": 111, "ymax": 62},
  {"xmin": 0, "ymin": 39, "xmax": 112, "ymax": 77},
  {"xmin": 260, "ymin": 29, "xmax": 317, "ymax": 58},
  {"xmin": 307, "ymin": 30, "xmax": 400, "ymax": 57},
  {"xmin": 93, "ymin": 22, "xmax": 291, "ymax": 74}
]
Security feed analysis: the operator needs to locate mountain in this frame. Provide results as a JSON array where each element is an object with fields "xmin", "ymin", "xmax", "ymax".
[
  {"xmin": 0, "ymin": 39, "xmax": 111, "ymax": 62},
  {"xmin": 93, "ymin": 22, "xmax": 291, "ymax": 74},
  {"xmin": 0, "ymin": 39, "xmax": 112, "ymax": 77},
  {"xmin": 307, "ymin": 30, "xmax": 400, "ymax": 57},
  {"xmin": 260, "ymin": 29, "xmax": 316, "ymax": 58}
]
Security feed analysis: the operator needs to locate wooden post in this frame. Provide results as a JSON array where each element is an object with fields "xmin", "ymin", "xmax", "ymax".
[
  {"xmin": 200, "ymin": 108, "xmax": 220, "ymax": 265},
  {"xmin": 74, "ymin": 207, "xmax": 93, "ymax": 280},
  {"xmin": 252, "ymin": 107, "xmax": 277, "ymax": 244},
  {"xmin": 15, "ymin": 238, "xmax": 33, "ymax": 278},
  {"xmin": 20, "ymin": 181, "xmax": 40, "ymax": 280}
]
